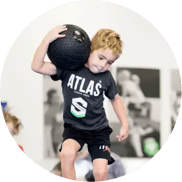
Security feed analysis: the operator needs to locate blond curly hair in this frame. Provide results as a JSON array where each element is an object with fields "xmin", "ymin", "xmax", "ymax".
[
  {"xmin": 4, "ymin": 111, "xmax": 21, "ymax": 134},
  {"xmin": 91, "ymin": 29, "xmax": 123, "ymax": 54}
]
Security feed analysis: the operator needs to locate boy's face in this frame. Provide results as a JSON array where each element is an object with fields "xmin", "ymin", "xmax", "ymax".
[{"xmin": 85, "ymin": 48, "xmax": 119, "ymax": 74}]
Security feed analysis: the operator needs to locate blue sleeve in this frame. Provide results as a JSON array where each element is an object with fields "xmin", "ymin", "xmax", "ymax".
[
  {"xmin": 105, "ymin": 71, "xmax": 119, "ymax": 100},
  {"xmin": 50, "ymin": 67, "xmax": 66, "ymax": 81}
]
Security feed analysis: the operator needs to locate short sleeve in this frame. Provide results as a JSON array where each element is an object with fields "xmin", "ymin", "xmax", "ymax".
[
  {"xmin": 105, "ymin": 72, "xmax": 118, "ymax": 100},
  {"xmin": 50, "ymin": 67, "xmax": 66, "ymax": 81}
]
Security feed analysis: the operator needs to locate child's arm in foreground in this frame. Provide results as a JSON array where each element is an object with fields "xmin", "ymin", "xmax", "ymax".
[
  {"xmin": 31, "ymin": 25, "xmax": 67, "ymax": 75},
  {"xmin": 111, "ymin": 93, "xmax": 129, "ymax": 141}
]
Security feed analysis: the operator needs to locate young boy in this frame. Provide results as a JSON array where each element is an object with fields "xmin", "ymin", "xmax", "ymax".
[{"xmin": 31, "ymin": 25, "xmax": 129, "ymax": 181}]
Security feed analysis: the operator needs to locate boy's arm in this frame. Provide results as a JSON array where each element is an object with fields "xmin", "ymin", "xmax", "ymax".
[
  {"xmin": 31, "ymin": 25, "xmax": 67, "ymax": 75},
  {"xmin": 111, "ymin": 93, "xmax": 129, "ymax": 141},
  {"xmin": 31, "ymin": 39, "xmax": 57, "ymax": 75}
]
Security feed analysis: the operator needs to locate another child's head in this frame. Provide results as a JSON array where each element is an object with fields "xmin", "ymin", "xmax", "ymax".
[
  {"xmin": 85, "ymin": 29, "xmax": 123, "ymax": 74},
  {"xmin": 4, "ymin": 111, "xmax": 21, "ymax": 136}
]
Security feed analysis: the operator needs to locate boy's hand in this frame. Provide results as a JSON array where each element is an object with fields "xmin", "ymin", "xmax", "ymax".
[
  {"xmin": 116, "ymin": 123, "xmax": 129, "ymax": 141},
  {"xmin": 44, "ymin": 25, "xmax": 67, "ymax": 44}
]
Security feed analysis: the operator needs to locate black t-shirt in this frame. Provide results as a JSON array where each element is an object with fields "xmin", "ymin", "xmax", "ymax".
[{"xmin": 51, "ymin": 66, "xmax": 118, "ymax": 131}]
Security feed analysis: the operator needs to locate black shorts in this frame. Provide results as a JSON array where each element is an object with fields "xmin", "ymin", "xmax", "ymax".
[{"xmin": 59, "ymin": 123, "xmax": 115, "ymax": 165}]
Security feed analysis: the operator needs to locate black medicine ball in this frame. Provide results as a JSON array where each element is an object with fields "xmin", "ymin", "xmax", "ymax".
[{"xmin": 47, "ymin": 24, "xmax": 91, "ymax": 70}]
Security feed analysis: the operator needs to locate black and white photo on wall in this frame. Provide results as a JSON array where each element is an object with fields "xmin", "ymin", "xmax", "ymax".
[
  {"xmin": 170, "ymin": 69, "xmax": 181, "ymax": 131},
  {"xmin": 43, "ymin": 75, "xmax": 64, "ymax": 158},
  {"xmin": 109, "ymin": 67, "xmax": 161, "ymax": 158}
]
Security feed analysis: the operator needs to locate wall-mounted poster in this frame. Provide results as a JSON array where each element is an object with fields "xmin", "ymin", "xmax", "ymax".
[
  {"xmin": 43, "ymin": 75, "xmax": 64, "ymax": 158},
  {"xmin": 109, "ymin": 67, "xmax": 161, "ymax": 158},
  {"xmin": 170, "ymin": 69, "xmax": 181, "ymax": 131}
]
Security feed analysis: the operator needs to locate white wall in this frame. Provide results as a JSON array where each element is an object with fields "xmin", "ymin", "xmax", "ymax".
[{"xmin": 0, "ymin": 1, "xmax": 179, "ymax": 173}]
